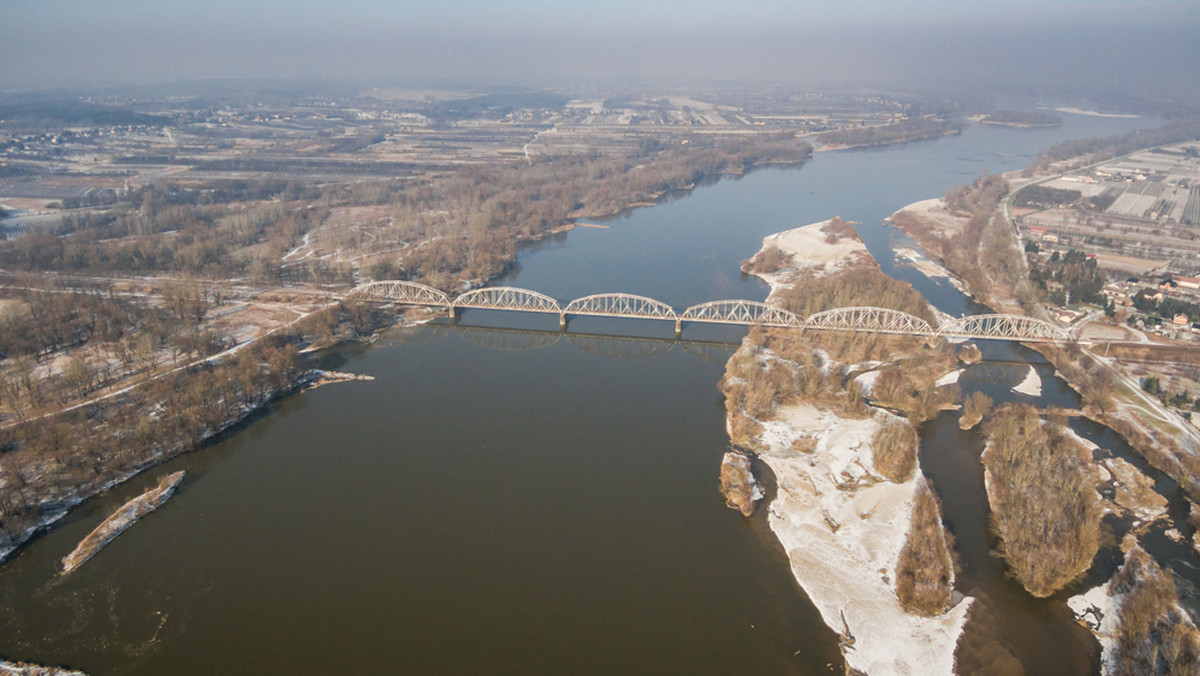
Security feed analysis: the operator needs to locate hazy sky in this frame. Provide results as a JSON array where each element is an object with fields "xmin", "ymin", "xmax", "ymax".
[{"xmin": 2, "ymin": 0, "xmax": 1198, "ymax": 101}]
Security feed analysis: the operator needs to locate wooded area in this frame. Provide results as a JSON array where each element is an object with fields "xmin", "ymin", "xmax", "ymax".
[{"xmin": 982, "ymin": 404, "xmax": 1101, "ymax": 597}]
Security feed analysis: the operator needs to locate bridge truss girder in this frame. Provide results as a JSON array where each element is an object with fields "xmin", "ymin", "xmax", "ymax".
[
  {"xmin": 565, "ymin": 293, "xmax": 678, "ymax": 321},
  {"xmin": 681, "ymin": 299, "xmax": 803, "ymax": 328},
  {"xmin": 805, "ymin": 306, "xmax": 934, "ymax": 336},
  {"xmin": 453, "ymin": 286, "xmax": 562, "ymax": 314},
  {"xmin": 347, "ymin": 280, "xmax": 451, "ymax": 307},
  {"xmin": 346, "ymin": 281, "xmax": 1074, "ymax": 344},
  {"xmin": 936, "ymin": 314, "xmax": 1070, "ymax": 343}
]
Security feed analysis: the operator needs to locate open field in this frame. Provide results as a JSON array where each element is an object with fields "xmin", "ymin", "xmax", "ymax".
[{"xmin": 1015, "ymin": 142, "xmax": 1200, "ymax": 276}]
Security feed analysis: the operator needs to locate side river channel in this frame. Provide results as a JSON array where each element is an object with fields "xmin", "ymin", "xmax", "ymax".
[{"xmin": 0, "ymin": 106, "xmax": 1173, "ymax": 674}]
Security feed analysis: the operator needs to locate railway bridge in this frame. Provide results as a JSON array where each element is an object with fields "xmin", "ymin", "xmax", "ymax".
[{"xmin": 346, "ymin": 280, "xmax": 1073, "ymax": 343}]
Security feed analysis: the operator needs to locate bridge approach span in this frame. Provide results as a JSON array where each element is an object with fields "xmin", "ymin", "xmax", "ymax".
[
  {"xmin": 347, "ymin": 280, "xmax": 450, "ymax": 308},
  {"xmin": 937, "ymin": 314, "xmax": 1070, "ymax": 343}
]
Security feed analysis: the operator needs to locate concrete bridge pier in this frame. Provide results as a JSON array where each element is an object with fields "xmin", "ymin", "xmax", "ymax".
[
  {"xmin": 560, "ymin": 312, "xmax": 568, "ymax": 331},
  {"xmin": 674, "ymin": 318, "xmax": 682, "ymax": 338}
]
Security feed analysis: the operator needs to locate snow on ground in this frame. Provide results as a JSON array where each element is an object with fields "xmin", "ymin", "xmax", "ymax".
[
  {"xmin": 854, "ymin": 369, "xmax": 881, "ymax": 397},
  {"xmin": 0, "ymin": 660, "xmax": 88, "ymax": 675},
  {"xmin": 755, "ymin": 219, "xmax": 872, "ymax": 287},
  {"xmin": 740, "ymin": 219, "xmax": 972, "ymax": 673},
  {"xmin": 1013, "ymin": 366, "xmax": 1043, "ymax": 396},
  {"xmin": 759, "ymin": 404, "xmax": 972, "ymax": 675},
  {"xmin": 893, "ymin": 247, "xmax": 969, "ymax": 294},
  {"xmin": 1068, "ymin": 583, "xmax": 1117, "ymax": 670},
  {"xmin": 935, "ymin": 369, "xmax": 963, "ymax": 388},
  {"xmin": 739, "ymin": 218, "xmax": 971, "ymax": 674}
]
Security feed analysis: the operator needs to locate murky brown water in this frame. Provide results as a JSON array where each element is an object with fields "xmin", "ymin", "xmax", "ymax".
[{"xmin": 0, "ymin": 104, "xmax": 1165, "ymax": 674}]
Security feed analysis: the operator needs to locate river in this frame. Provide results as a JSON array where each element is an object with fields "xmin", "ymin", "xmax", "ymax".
[{"xmin": 0, "ymin": 105, "xmax": 1172, "ymax": 674}]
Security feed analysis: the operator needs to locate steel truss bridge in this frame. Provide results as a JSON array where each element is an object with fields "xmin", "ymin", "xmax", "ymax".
[{"xmin": 347, "ymin": 281, "xmax": 1073, "ymax": 343}]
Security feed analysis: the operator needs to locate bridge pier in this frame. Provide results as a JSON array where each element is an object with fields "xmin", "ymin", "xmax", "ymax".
[
  {"xmin": 675, "ymin": 318, "xmax": 682, "ymax": 338},
  {"xmin": 559, "ymin": 312, "xmax": 568, "ymax": 331}
]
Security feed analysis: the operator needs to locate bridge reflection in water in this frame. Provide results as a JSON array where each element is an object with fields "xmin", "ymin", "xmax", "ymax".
[
  {"xmin": 394, "ymin": 324, "xmax": 738, "ymax": 364},
  {"xmin": 348, "ymin": 280, "xmax": 1074, "ymax": 343}
]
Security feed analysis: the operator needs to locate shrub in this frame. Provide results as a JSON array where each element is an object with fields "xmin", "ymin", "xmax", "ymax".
[
  {"xmin": 1110, "ymin": 546, "xmax": 1200, "ymax": 675},
  {"xmin": 872, "ymin": 420, "xmax": 918, "ymax": 482},
  {"xmin": 960, "ymin": 391, "xmax": 992, "ymax": 429},
  {"xmin": 895, "ymin": 480, "xmax": 955, "ymax": 615}
]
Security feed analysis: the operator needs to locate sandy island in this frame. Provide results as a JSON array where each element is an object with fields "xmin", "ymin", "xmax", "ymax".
[
  {"xmin": 61, "ymin": 471, "xmax": 185, "ymax": 575},
  {"xmin": 736, "ymin": 219, "xmax": 972, "ymax": 674}
]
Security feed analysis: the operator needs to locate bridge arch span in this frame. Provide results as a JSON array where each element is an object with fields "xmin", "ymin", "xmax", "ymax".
[
  {"xmin": 804, "ymin": 306, "xmax": 934, "ymax": 336},
  {"xmin": 565, "ymin": 293, "xmax": 678, "ymax": 321},
  {"xmin": 937, "ymin": 314, "xmax": 1070, "ymax": 343},
  {"xmin": 453, "ymin": 286, "xmax": 562, "ymax": 314},
  {"xmin": 347, "ymin": 280, "xmax": 451, "ymax": 307},
  {"xmin": 681, "ymin": 300, "xmax": 802, "ymax": 328}
]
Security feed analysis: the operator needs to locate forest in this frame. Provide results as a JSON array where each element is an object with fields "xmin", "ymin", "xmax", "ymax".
[{"xmin": 0, "ymin": 134, "xmax": 811, "ymax": 290}]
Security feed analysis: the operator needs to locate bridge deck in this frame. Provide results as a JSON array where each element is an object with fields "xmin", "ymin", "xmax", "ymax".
[{"xmin": 346, "ymin": 280, "xmax": 1072, "ymax": 343}]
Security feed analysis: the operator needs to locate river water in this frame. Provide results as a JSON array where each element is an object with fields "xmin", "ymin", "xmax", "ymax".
[{"xmin": 0, "ymin": 107, "xmax": 1173, "ymax": 675}]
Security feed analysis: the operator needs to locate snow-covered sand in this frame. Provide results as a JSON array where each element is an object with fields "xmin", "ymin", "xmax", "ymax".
[
  {"xmin": 1012, "ymin": 366, "xmax": 1043, "ymax": 397},
  {"xmin": 1068, "ymin": 583, "xmax": 1117, "ymax": 669},
  {"xmin": 0, "ymin": 660, "xmax": 87, "ymax": 676},
  {"xmin": 758, "ymin": 405, "xmax": 972, "ymax": 674},
  {"xmin": 735, "ymin": 220, "xmax": 972, "ymax": 674},
  {"xmin": 753, "ymin": 219, "xmax": 872, "ymax": 286},
  {"xmin": 935, "ymin": 369, "xmax": 963, "ymax": 388}
]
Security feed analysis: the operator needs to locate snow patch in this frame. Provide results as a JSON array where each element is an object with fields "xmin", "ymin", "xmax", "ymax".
[
  {"xmin": 1013, "ymin": 366, "xmax": 1043, "ymax": 397},
  {"xmin": 1069, "ymin": 583, "xmax": 1117, "ymax": 668},
  {"xmin": 759, "ymin": 404, "xmax": 972, "ymax": 675},
  {"xmin": 935, "ymin": 369, "xmax": 963, "ymax": 388}
]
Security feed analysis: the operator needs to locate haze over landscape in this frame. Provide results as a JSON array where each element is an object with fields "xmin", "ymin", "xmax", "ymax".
[
  {"xmin": 3, "ymin": 1, "xmax": 1200, "ymax": 675},
  {"xmin": 3, "ymin": 0, "xmax": 1198, "ymax": 102}
]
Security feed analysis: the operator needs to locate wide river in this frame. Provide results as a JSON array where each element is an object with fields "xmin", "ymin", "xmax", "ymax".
[{"xmin": 0, "ymin": 106, "xmax": 1179, "ymax": 675}]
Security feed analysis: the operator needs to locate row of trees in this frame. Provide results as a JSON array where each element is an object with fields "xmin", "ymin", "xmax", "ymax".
[
  {"xmin": 819, "ymin": 117, "xmax": 963, "ymax": 148},
  {"xmin": 1026, "ymin": 120, "xmax": 1200, "ymax": 174}
]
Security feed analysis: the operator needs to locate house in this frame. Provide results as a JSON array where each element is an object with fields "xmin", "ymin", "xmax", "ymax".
[
  {"xmin": 1175, "ymin": 313, "xmax": 1191, "ymax": 326},
  {"xmin": 1172, "ymin": 274, "xmax": 1200, "ymax": 290}
]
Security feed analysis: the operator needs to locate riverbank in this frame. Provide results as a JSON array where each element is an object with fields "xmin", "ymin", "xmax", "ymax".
[
  {"xmin": 889, "ymin": 193, "xmax": 1200, "ymax": 502},
  {"xmin": 888, "ymin": 187, "xmax": 1200, "ymax": 665},
  {"xmin": 1069, "ymin": 544, "xmax": 1200, "ymax": 674},
  {"xmin": 0, "ymin": 369, "xmax": 304, "ymax": 565},
  {"xmin": 725, "ymin": 219, "xmax": 971, "ymax": 673},
  {"xmin": 0, "ymin": 306, "xmax": 406, "ymax": 566}
]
